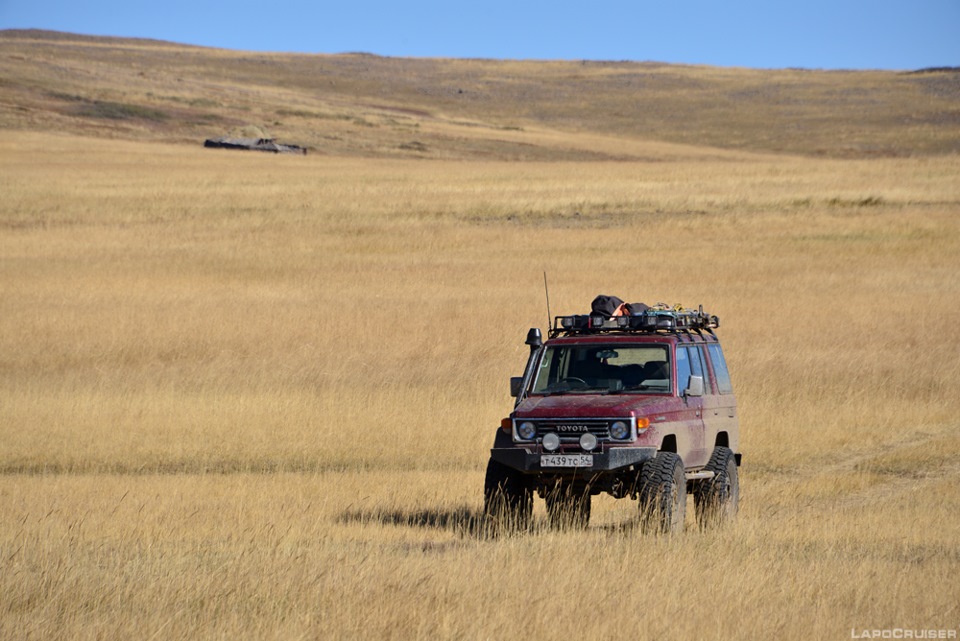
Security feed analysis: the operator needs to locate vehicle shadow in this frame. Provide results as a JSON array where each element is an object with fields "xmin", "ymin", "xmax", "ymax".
[
  {"xmin": 338, "ymin": 505, "xmax": 646, "ymax": 538},
  {"xmin": 338, "ymin": 505, "xmax": 491, "ymax": 538}
]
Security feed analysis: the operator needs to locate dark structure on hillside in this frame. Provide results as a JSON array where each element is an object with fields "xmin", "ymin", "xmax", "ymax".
[{"xmin": 203, "ymin": 137, "xmax": 307, "ymax": 155}]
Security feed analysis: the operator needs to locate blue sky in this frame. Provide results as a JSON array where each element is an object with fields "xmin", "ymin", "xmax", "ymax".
[{"xmin": 1, "ymin": 0, "xmax": 958, "ymax": 70}]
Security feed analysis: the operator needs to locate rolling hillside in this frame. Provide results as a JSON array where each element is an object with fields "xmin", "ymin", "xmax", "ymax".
[{"xmin": 2, "ymin": 28, "xmax": 958, "ymax": 159}]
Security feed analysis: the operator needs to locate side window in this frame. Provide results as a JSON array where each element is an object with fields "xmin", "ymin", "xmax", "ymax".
[
  {"xmin": 675, "ymin": 346, "xmax": 691, "ymax": 394},
  {"xmin": 708, "ymin": 344, "xmax": 733, "ymax": 395},
  {"xmin": 688, "ymin": 345, "xmax": 710, "ymax": 390}
]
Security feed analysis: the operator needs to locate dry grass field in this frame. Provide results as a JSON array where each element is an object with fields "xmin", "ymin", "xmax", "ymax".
[
  {"xmin": 2, "ymin": 132, "xmax": 959, "ymax": 641},
  {"xmin": 2, "ymin": 30, "xmax": 960, "ymax": 641}
]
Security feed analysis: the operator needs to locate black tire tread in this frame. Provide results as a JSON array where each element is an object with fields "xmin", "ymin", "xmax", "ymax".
[
  {"xmin": 637, "ymin": 452, "xmax": 685, "ymax": 534},
  {"xmin": 483, "ymin": 458, "xmax": 532, "ymax": 530},
  {"xmin": 693, "ymin": 446, "xmax": 739, "ymax": 528}
]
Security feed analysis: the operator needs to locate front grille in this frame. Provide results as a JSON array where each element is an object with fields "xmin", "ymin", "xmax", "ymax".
[{"xmin": 535, "ymin": 419, "xmax": 611, "ymax": 441}]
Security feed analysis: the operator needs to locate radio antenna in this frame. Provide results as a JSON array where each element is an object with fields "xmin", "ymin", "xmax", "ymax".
[{"xmin": 543, "ymin": 271, "xmax": 552, "ymax": 329}]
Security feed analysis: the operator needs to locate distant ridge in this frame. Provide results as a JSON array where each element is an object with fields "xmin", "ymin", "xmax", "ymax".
[
  {"xmin": 905, "ymin": 66, "xmax": 960, "ymax": 75},
  {"xmin": 0, "ymin": 28, "xmax": 196, "ymax": 48},
  {"xmin": 2, "ymin": 29, "xmax": 958, "ymax": 159}
]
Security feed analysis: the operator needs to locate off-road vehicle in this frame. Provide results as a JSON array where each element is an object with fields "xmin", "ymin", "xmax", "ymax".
[{"xmin": 484, "ymin": 304, "xmax": 740, "ymax": 532}]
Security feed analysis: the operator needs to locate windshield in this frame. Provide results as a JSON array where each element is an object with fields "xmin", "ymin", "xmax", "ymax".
[{"xmin": 531, "ymin": 344, "xmax": 670, "ymax": 394}]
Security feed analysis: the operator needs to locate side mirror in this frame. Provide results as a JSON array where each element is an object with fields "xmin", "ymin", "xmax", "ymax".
[
  {"xmin": 684, "ymin": 375, "xmax": 704, "ymax": 398},
  {"xmin": 510, "ymin": 376, "xmax": 524, "ymax": 398}
]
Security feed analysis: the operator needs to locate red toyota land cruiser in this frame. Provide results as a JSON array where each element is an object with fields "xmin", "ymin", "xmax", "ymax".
[{"xmin": 484, "ymin": 305, "xmax": 740, "ymax": 532}]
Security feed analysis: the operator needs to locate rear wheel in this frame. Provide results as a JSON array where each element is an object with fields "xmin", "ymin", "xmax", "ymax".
[
  {"xmin": 694, "ymin": 447, "xmax": 739, "ymax": 528},
  {"xmin": 483, "ymin": 459, "xmax": 532, "ymax": 530},
  {"xmin": 544, "ymin": 484, "xmax": 591, "ymax": 529},
  {"xmin": 638, "ymin": 452, "xmax": 686, "ymax": 534}
]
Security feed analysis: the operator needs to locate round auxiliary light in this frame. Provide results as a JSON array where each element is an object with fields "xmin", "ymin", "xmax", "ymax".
[
  {"xmin": 579, "ymin": 433, "xmax": 598, "ymax": 451},
  {"xmin": 542, "ymin": 432, "xmax": 561, "ymax": 452},
  {"xmin": 610, "ymin": 420, "xmax": 630, "ymax": 440},
  {"xmin": 517, "ymin": 421, "xmax": 536, "ymax": 441}
]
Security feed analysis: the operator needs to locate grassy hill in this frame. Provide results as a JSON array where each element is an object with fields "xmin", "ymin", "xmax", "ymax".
[{"xmin": 2, "ymin": 28, "xmax": 959, "ymax": 159}]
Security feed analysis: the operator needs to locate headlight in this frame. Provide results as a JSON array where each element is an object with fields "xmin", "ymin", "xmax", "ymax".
[
  {"xmin": 517, "ymin": 421, "xmax": 536, "ymax": 440},
  {"xmin": 610, "ymin": 420, "xmax": 630, "ymax": 440}
]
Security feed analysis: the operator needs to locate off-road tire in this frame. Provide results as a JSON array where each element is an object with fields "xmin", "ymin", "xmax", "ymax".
[
  {"xmin": 544, "ymin": 485, "xmax": 592, "ymax": 529},
  {"xmin": 693, "ymin": 446, "xmax": 739, "ymax": 528},
  {"xmin": 638, "ymin": 452, "xmax": 686, "ymax": 534},
  {"xmin": 483, "ymin": 458, "xmax": 532, "ymax": 530}
]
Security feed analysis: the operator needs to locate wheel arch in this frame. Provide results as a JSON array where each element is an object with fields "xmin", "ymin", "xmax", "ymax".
[{"xmin": 659, "ymin": 434, "xmax": 677, "ymax": 453}]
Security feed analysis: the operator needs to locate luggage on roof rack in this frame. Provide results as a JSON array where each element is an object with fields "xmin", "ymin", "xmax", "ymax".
[
  {"xmin": 590, "ymin": 295, "xmax": 651, "ymax": 318},
  {"xmin": 549, "ymin": 304, "xmax": 719, "ymax": 337}
]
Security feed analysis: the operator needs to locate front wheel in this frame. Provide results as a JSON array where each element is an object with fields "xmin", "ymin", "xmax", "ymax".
[
  {"xmin": 483, "ymin": 459, "xmax": 532, "ymax": 530},
  {"xmin": 637, "ymin": 452, "xmax": 686, "ymax": 534},
  {"xmin": 693, "ymin": 446, "xmax": 739, "ymax": 528}
]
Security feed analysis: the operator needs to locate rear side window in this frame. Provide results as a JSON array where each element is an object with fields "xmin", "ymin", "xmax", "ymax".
[
  {"xmin": 707, "ymin": 344, "xmax": 733, "ymax": 395},
  {"xmin": 677, "ymin": 345, "xmax": 710, "ymax": 394},
  {"xmin": 675, "ymin": 347, "xmax": 691, "ymax": 394},
  {"xmin": 687, "ymin": 346, "xmax": 710, "ymax": 390}
]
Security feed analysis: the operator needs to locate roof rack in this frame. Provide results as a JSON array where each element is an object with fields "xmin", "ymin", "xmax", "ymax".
[{"xmin": 549, "ymin": 305, "xmax": 719, "ymax": 338}]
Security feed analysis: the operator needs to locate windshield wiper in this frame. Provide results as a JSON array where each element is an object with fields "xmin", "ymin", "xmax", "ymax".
[
  {"xmin": 617, "ymin": 384, "xmax": 667, "ymax": 393},
  {"xmin": 541, "ymin": 386, "xmax": 613, "ymax": 395}
]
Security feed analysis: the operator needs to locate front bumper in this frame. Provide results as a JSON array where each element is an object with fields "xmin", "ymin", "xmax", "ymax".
[{"xmin": 490, "ymin": 446, "xmax": 658, "ymax": 474}]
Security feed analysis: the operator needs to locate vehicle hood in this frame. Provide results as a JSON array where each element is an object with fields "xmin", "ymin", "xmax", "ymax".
[{"xmin": 514, "ymin": 393, "xmax": 675, "ymax": 419}]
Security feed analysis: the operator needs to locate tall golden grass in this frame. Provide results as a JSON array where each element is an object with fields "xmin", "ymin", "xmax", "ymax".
[{"xmin": 1, "ymin": 131, "xmax": 959, "ymax": 639}]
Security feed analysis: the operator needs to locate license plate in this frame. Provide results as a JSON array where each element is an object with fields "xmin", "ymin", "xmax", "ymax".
[{"xmin": 541, "ymin": 454, "xmax": 593, "ymax": 468}]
